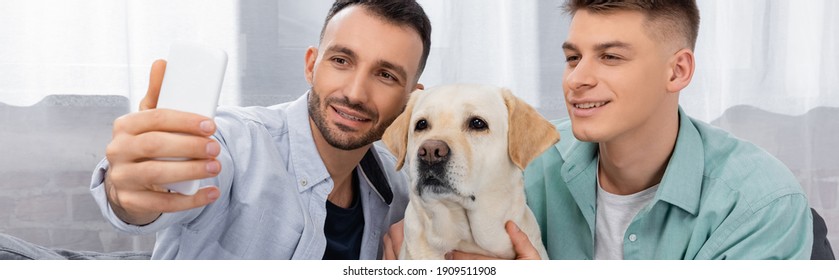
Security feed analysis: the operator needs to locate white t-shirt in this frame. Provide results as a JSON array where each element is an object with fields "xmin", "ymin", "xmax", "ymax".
[{"xmin": 594, "ymin": 161, "xmax": 659, "ymax": 260}]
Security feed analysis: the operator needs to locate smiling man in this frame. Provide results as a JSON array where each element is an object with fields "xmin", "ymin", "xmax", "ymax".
[
  {"xmin": 90, "ymin": 0, "xmax": 431, "ymax": 259},
  {"xmin": 520, "ymin": 0, "xmax": 814, "ymax": 259},
  {"xmin": 409, "ymin": 0, "xmax": 814, "ymax": 261}
]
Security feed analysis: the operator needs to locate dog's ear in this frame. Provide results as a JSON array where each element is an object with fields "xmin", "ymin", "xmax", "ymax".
[
  {"xmin": 502, "ymin": 88, "xmax": 561, "ymax": 170},
  {"xmin": 382, "ymin": 89, "xmax": 421, "ymax": 171}
]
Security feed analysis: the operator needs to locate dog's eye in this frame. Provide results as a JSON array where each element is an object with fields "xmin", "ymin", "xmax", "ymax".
[
  {"xmin": 415, "ymin": 119, "xmax": 428, "ymax": 131},
  {"xmin": 468, "ymin": 117, "xmax": 488, "ymax": 131}
]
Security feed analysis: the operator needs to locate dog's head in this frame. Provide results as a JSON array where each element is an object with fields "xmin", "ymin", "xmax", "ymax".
[{"xmin": 382, "ymin": 84, "xmax": 560, "ymax": 205}]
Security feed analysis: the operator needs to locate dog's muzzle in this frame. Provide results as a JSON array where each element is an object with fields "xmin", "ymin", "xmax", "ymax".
[{"xmin": 416, "ymin": 140, "xmax": 452, "ymax": 196}]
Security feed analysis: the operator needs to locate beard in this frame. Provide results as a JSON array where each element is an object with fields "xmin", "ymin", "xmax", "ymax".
[{"xmin": 308, "ymin": 88, "xmax": 395, "ymax": 150}]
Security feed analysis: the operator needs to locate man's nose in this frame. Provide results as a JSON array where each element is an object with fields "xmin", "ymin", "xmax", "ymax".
[
  {"xmin": 418, "ymin": 140, "xmax": 450, "ymax": 164},
  {"xmin": 565, "ymin": 60, "xmax": 597, "ymax": 91},
  {"xmin": 345, "ymin": 71, "xmax": 370, "ymax": 104}
]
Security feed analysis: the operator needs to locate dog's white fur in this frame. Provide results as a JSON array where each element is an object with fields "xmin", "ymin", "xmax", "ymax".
[{"xmin": 383, "ymin": 84, "xmax": 560, "ymax": 260}]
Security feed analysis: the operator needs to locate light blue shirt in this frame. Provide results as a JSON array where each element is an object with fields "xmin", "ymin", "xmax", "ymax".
[
  {"xmin": 90, "ymin": 93, "xmax": 410, "ymax": 259},
  {"xmin": 525, "ymin": 107, "xmax": 814, "ymax": 259}
]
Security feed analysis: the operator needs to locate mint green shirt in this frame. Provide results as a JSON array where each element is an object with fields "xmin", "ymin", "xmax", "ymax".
[{"xmin": 524, "ymin": 108, "xmax": 813, "ymax": 259}]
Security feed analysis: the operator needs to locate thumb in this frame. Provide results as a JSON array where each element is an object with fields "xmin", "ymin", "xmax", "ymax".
[
  {"xmin": 506, "ymin": 221, "xmax": 541, "ymax": 260},
  {"xmin": 190, "ymin": 186, "xmax": 221, "ymax": 207},
  {"xmin": 140, "ymin": 59, "xmax": 167, "ymax": 111}
]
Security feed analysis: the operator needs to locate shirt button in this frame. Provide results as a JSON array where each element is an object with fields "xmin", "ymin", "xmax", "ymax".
[
  {"xmin": 628, "ymin": 234, "xmax": 637, "ymax": 242},
  {"xmin": 300, "ymin": 179, "xmax": 308, "ymax": 187}
]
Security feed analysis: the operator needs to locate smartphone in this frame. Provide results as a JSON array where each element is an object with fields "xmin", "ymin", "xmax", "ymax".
[{"xmin": 156, "ymin": 41, "xmax": 228, "ymax": 195}]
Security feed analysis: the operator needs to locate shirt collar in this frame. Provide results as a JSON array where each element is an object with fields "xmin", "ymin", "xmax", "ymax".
[
  {"xmin": 358, "ymin": 147, "xmax": 394, "ymax": 205},
  {"xmin": 557, "ymin": 106, "xmax": 704, "ymax": 216},
  {"xmin": 287, "ymin": 91, "xmax": 331, "ymax": 192},
  {"xmin": 655, "ymin": 107, "xmax": 704, "ymax": 215}
]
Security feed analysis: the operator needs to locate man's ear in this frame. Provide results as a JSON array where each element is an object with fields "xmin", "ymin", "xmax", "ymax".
[
  {"xmin": 382, "ymin": 89, "xmax": 422, "ymax": 170},
  {"xmin": 502, "ymin": 88, "xmax": 560, "ymax": 170},
  {"xmin": 666, "ymin": 48, "xmax": 695, "ymax": 93},
  {"xmin": 304, "ymin": 47, "xmax": 318, "ymax": 86},
  {"xmin": 416, "ymin": 83, "xmax": 424, "ymax": 90}
]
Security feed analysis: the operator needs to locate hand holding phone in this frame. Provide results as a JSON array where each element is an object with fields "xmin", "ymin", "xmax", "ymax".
[{"xmin": 156, "ymin": 42, "xmax": 228, "ymax": 195}]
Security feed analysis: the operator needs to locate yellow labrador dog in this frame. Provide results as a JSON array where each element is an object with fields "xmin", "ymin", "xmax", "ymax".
[{"xmin": 382, "ymin": 84, "xmax": 559, "ymax": 259}]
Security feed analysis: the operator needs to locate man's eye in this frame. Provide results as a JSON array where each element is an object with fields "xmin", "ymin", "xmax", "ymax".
[
  {"xmin": 415, "ymin": 119, "xmax": 428, "ymax": 131},
  {"xmin": 333, "ymin": 57, "xmax": 347, "ymax": 64},
  {"xmin": 565, "ymin": 55, "xmax": 580, "ymax": 67},
  {"xmin": 468, "ymin": 117, "xmax": 488, "ymax": 131},
  {"xmin": 602, "ymin": 55, "xmax": 618, "ymax": 60},
  {"xmin": 380, "ymin": 72, "xmax": 396, "ymax": 81}
]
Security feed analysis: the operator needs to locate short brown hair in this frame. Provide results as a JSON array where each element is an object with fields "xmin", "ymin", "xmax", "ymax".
[
  {"xmin": 563, "ymin": 0, "xmax": 700, "ymax": 50},
  {"xmin": 321, "ymin": 0, "xmax": 432, "ymax": 76}
]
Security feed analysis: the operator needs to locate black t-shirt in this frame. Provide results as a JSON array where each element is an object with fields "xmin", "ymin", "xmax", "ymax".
[{"xmin": 322, "ymin": 170, "xmax": 365, "ymax": 260}]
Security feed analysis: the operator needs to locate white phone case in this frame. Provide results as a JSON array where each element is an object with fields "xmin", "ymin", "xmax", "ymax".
[{"xmin": 156, "ymin": 42, "xmax": 228, "ymax": 195}]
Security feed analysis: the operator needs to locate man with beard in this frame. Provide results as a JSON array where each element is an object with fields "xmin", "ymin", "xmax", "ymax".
[{"xmin": 90, "ymin": 0, "xmax": 431, "ymax": 259}]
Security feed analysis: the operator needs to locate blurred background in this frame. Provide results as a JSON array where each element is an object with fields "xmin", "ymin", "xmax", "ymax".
[{"xmin": 1, "ymin": 0, "xmax": 837, "ymax": 256}]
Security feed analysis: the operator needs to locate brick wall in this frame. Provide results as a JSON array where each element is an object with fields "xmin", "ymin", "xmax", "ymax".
[{"xmin": 0, "ymin": 95, "xmax": 155, "ymax": 253}]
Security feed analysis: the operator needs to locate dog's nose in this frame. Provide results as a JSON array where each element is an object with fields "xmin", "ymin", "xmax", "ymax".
[{"xmin": 418, "ymin": 140, "xmax": 450, "ymax": 164}]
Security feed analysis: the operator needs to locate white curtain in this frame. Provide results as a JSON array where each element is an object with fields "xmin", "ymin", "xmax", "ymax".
[
  {"xmin": 686, "ymin": 0, "xmax": 839, "ymax": 120},
  {"xmin": 419, "ymin": 0, "xmax": 542, "ymax": 106},
  {"xmin": 0, "ymin": 0, "xmax": 241, "ymax": 110},
  {"xmin": 0, "ymin": 0, "xmax": 836, "ymax": 255},
  {"xmin": 4, "ymin": 1, "xmax": 836, "ymax": 116}
]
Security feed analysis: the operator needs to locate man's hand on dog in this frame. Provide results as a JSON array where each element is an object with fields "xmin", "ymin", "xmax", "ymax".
[
  {"xmin": 383, "ymin": 220, "xmax": 405, "ymax": 260},
  {"xmin": 382, "ymin": 220, "xmax": 542, "ymax": 260},
  {"xmin": 105, "ymin": 60, "xmax": 221, "ymax": 226},
  {"xmin": 446, "ymin": 221, "xmax": 542, "ymax": 260}
]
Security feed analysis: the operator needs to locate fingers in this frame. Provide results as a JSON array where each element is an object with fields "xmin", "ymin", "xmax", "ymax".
[
  {"xmin": 505, "ymin": 221, "xmax": 541, "ymax": 260},
  {"xmin": 382, "ymin": 220, "xmax": 405, "ymax": 260},
  {"xmin": 140, "ymin": 59, "xmax": 167, "ymax": 111},
  {"xmin": 114, "ymin": 109, "xmax": 216, "ymax": 137},
  {"xmin": 116, "ymin": 186, "xmax": 220, "ymax": 215},
  {"xmin": 390, "ymin": 220, "xmax": 405, "ymax": 251},
  {"xmin": 108, "ymin": 111, "xmax": 216, "ymax": 172},
  {"xmin": 383, "ymin": 233, "xmax": 396, "ymax": 260},
  {"xmin": 446, "ymin": 221, "xmax": 541, "ymax": 260},
  {"xmin": 108, "ymin": 159, "xmax": 221, "ymax": 187},
  {"xmin": 446, "ymin": 251, "xmax": 501, "ymax": 260},
  {"xmin": 116, "ymin": 132, "xmax": 221, "ymax": 161}
]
